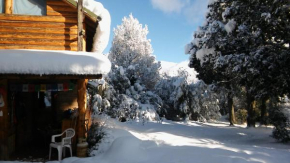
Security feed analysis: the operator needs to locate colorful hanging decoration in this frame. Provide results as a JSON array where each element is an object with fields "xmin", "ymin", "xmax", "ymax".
[{"xmin": 9, "ymin": 83, "xmax": 75, "ymax": 92}]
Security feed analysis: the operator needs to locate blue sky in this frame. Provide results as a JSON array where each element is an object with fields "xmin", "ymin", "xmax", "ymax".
[{"xmin": 97, "ymin": 0, "xmax": 209, "ymax": 63}]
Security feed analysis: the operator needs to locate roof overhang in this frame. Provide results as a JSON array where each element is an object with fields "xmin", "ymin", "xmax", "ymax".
[
  {"xmin": 63, "ymin": 0, "xmax": 101, "ymax": 22},
  {"xmin": 0, "ymin": 49, "xmax": 111, "ymax": 78}
]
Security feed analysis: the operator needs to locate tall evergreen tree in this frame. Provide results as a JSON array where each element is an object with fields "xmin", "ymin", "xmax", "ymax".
[
  {"xmin": 186, "ymin": 0, "xmax": 290, "ymax": 127},
  {"xmin": 109, "ymin": 14, "xmax": 161, "ymax": 90},
  {"xmin": 103, "ymin": 14, "xmax": 162, "ymax": 121}
]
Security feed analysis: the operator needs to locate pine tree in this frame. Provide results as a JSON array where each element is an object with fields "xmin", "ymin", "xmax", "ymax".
[
  {"xmin": 155, "ymin": 69, "xmax": 221, "ymax": 121},
  {"xmin": 186, "ymin": 0, "xmax": 290, "ymax": 127},
  {"xmin": 103, "ymin": 14, "xmax": 162, "ymax": 122},
  {"xmin": 109, "ymin": 14, "xmax": 161, "ymax": 90},
  {"xmin": 185, "ymin": 0, "xmax": 237, "ymax": 125}
]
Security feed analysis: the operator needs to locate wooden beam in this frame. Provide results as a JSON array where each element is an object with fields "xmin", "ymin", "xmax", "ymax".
[
  {"xmin": 0, "ymin": 26, "xmax": 78, "ymax": 35},
  {"xmin": 47, "ymin": 0, "xmax": 69, "ymax": 6},
  {"xmin": 0, "ymin": 32, "xmax": 78, "ymax": 41},
  {"xmin": 0, "ymin": 20, "xmax": 78, "ymax": 29},
  {"xmin": 5, "ymin": 0, "xmax": 12, "ymax": 14},
  {"xmin": 0, "ymin": 44, "xmax": 78, "ymax": 51},
  {"xmin": 47, "ymin": 11, "xmax": 77, "ymax": 17},
  {"xmin": 77, "ymin": 79, "xmax": 88, "ymax": 139},
  {"xmin": 0, "ymin": 15, "xmax": 77, "ymax": 23},
  {"xmin": 47, "ymin": 5, "xmax": 77, "ymax": 12},
  {"xmin": 83, "ymin": 23, "xmax": 86, "ymax": 51},
  {"xmin": 77, "ymin": 0, "xmax": 84, "ymax": 51},
  {"xmin": 0, "ymin": 38, "xmax": 77, "ymax": 46}
]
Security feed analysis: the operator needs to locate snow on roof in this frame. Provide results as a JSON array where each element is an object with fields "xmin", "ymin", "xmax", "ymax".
[
  {"xmin": 74, "ymin": 0, "xmax": 111, "ymax": 54},
  {"xmin": 0, "ymin": 49, "xmax": 111, "ymax": 76}
]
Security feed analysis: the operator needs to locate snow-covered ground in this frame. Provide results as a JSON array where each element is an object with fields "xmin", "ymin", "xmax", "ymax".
[
  {"xmin": 87, "ymin": 118, "xmax": 290, "ymax": 163},
  {"xmin": 4, "ymin": 117, "xmax": 289, "ymax": 163}
]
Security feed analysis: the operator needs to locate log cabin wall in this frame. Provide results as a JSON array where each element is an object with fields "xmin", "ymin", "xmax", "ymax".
[{"xmin": 0, "ymin": 0, "xmax": 99, "ymax": 52}]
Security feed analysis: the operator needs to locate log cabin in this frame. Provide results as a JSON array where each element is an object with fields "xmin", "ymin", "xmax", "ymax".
[{"xmin": 0, "ymin": 0, "xmax": 110, "ymax": 160}]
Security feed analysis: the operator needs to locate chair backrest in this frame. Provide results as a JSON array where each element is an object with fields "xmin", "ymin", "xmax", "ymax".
[{"xmin": 63, "ymin": 128, "xmax": 75, "ymax": 145}]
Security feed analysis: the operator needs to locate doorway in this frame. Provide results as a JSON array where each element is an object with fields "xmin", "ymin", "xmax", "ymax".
[{"xmin": 10, "ymin": 91, "xmax": 61, "ymax": 160}]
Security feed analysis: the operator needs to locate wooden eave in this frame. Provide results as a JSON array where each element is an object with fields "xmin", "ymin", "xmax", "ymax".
[
  {"xmin": 0, "ymin": 74, "xmax": 102, "ymax": 80},
  {"xmin": 62, "ymin": 0, "xmax": 102, "ymax": 22}
]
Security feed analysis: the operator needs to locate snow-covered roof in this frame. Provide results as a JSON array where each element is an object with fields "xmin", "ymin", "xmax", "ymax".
[
  {"xmin": 0, "ymin": 49, "xmax": 111, "ymax": 76},
  {"xmin": 70, "ymin": 0, "xmax": 111, "ymax": 54}
]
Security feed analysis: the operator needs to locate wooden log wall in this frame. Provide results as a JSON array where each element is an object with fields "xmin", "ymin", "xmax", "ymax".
[{"xmin": 0, "ymin": 0, "xmax": 92, "ymax": 51}]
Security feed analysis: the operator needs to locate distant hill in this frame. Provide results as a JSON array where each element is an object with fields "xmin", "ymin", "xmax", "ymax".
[{"xmin": 159, "ymin": 60, "xmax": 199, "ymax": 83}]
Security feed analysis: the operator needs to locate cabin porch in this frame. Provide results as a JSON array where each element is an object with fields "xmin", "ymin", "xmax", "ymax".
[{"xmin": 0, "ymin": 78, "xmax": 91, "ymax": 160}]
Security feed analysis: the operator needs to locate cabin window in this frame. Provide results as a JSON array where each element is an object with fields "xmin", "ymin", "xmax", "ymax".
[
  {"xmin": 13, "ymin": 0, "xmax": 46, "ymax": 16},
  {"xmin": 0, "ymin": 0, "xmax": 4, "ymax": 13}
]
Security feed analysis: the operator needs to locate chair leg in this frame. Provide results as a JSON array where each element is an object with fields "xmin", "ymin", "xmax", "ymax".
[
  {"xmin": 69, "ymin": 146, "xmax": 72, "ymax": 157},
  {"xmin": 57, "ymin": 147, "xmax": 62, "ymax": 161},
  {"xmin": 49, "ymin": 146, "xmax": 51, "ymax": 160},
  {"xmin": 63, "ymin": 147, "xmax": 66, "ymax": 157}
]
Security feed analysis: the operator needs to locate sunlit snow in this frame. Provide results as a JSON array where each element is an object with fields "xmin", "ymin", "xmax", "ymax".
[
  {"xmin": 61, "ymin": 117, "xmax": 290, "ymax": 163},
  {"xmin": 0, "ymin": 49, "xmax": 111, "ymax": 75}
]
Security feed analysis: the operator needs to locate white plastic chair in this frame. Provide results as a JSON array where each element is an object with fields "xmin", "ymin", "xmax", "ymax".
[{"xmin": 49, "ymin": 128, "xmax": 75, "ymax": 161}]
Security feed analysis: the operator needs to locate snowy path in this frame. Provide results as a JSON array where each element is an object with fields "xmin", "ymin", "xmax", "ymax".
[
  {"xmin": 1, "ymin": 119, "xmax": 290, "ymax": 163},
  {"xmin": 74, "ymin": 119, "xmax": 289, "ymax": 163}
]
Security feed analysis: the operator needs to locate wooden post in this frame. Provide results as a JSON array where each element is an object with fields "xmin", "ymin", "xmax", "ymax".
[
  {"xmin": 5, "ymin": 0, "xmax": 13, "ymax": 14},
  {"xmin": 83, "ymin": 23, "xmax": 86, "ymax": 51},
  {"xmin": 77, "ymin": 79, "xmax": 88, "ymax": 139},
  {"xmin": 77, "ymin": 0, "xmax": 84, "ymax": 51}
]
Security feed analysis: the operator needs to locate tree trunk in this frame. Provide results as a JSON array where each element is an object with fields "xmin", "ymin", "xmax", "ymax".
[
  {"xmin": 260, "ymin": 98, "xmax": 267, "ymax": 125},
  {"xmin": 227, "ymin": 92, "xmax": 235, "ymax": 126},
  {"xmin": 246, "ymin": 94, "xmax": 256, "ymax": 127}
]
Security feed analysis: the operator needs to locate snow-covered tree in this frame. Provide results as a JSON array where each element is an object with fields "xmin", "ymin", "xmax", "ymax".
[
  {"xmin": 155, "ymin": 69, "xmax": 220, "ymax": 121},
  {"xmin": 185, "ymin": 0, "xmax": 237, "ymax": 125},
  {"xmin": 185, "ymin": 0, "xmax": 290, "ymax": 127},
  {"xmin": 93, "ymin": 14, "xmax": 162, "ymax": 122},
  {"xmin": 100, "ymin": 65, "xmax": 162, "ymax": 122},
  {"xmin": 109, "ymin": 14, "xmax": 161, "ymax": 90}
]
